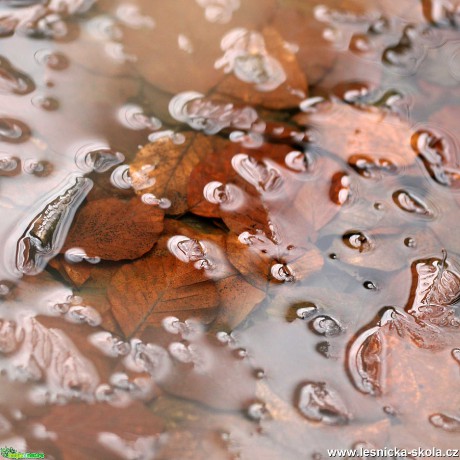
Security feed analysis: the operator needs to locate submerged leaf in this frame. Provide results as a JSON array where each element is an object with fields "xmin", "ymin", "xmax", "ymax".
[
  {"xmin": 63, "ymin": 197, "xmax": 164, "ymax": 261},
  {"xmin": 215, "ymin": 27, "xmax": 307, "ymax": 109},
  {"xmin": 130, "ymin": 132, "xmax": 213, "ymax": 215},
  {"xmin": 41, "ymin": 401, "xmax": 164, "ymax": 460}
]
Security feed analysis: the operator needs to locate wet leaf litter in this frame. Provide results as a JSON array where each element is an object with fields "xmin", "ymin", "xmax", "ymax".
[{"xmin": 0, "ymin": 0, "xmax": 460, "ymax": 458}]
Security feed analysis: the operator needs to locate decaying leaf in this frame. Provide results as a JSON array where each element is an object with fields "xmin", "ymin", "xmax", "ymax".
[
  {"xmin": 107, "ymin": 219, "xmax": 266, "ymax": 337},
  {"xmin": 117, "ymin": 0, "xmax": 276, "ymax": 95},
  {"xmin": 41, "ymin": 401, "xmax": 164, "ymax": 460},
  {"xmin": 62, "ymin": 197, "xmax": 164, "ymax": 261},
  {"xmin": 213, "ymin": 273, "xmax": 267, "ymax": 330},
  {"xmin": 130, "ymin": 132, "xmax": 213, "ymax": 215},
  {"xmin": 214, "ymin": 27, "xmax": 308, "ymax": 109},
  {"xmin": 108, "ymin": 239, "xmax": 219, "ymax": 337},
  {"xmin": 48, "ymin": 256, "xmax": 93, "ymax": 287}
]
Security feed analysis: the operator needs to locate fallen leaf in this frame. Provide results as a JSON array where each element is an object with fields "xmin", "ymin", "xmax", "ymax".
[
  {"xmin": 41, "ymin": 401, "xmax": 164, "ymax": 460},
  {"xmin": 187, "ymin": 136, "xmax": 290, "ymax": 228},
  {"xmin": 130, "ymin": 132, "xmax": 213, "ymax": 215},
  {"xmin": 116, "ymin": 0, "xmax": 276, "ymax": 95},
  {"xmin": 48, "ymin": 256, "xmax": 93, "ymax": 287},
  {"xmin": 348, "ymin": 254, "xmax": 460, "ymax": 396},
  {"xmin": 108, "ymin": 242, "xmax": 219, "ymax": 337},
  {"xmin": 214, "ymin": 27, "xmax": 308, "ymax": 109},
  {"xmin": 158, "ymin": 340, "xmax": 257, "ymax": 410},
  {"xmin": 62, "ymin": 197, "xmax": 164, "ymax": 261},
  {"xmin": 212, "ymin": 273, "xmax": 266, "ymax": 330}
]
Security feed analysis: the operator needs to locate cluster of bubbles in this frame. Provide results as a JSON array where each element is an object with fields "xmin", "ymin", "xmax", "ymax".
[
  {"xmin": 169, "ymin": 91, "xmax": 259, "ymax": 135},
  {"xmin": 0, "ymin": 154, "xmax": 52, "ymax": 178},
  {"xmin": 110, "ymin": 164, "xmax": 170, "ymax": 209},
  {"xmin": 52, "ymin": 295, "xmax": 101, "ymax": 327},
  {"xmin": 0, "ymin": 0, "xmax": 95, "ymax": 39}
]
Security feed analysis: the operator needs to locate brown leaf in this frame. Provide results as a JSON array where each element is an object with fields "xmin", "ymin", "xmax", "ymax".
[
  {"xmin": 187, "ymin": 137, "xmax": 291, "ymax": 230},
  {"xmin": 130, "ymin": 132, "xmax": 213, "ymax": 215},
  {"xmin": 48, "ymin": 256, "xmax": 93, "ymax": 287},
  {"xmin": 117, "ymin": 0, "xmax": 276, "ymax": 95},
  {"xmin": 213, "ymin": 274, "xmax": 266, "ymax": 330},
  {"xmin": 63, "ymin": 197, "xmax": 164, "ymax": 261},
  {"xmin": 108, "ymin": 242, "xmax": 219, "ymax": 337},
  {"xmin": 75, "ymin": 261, "xmax": 126, "ymax": 335},
  {"xmin": 270, "ymin": 3, "xmax": 338, "ymax": 86},
  {"xmin": 215, "ymin": 27, "xmax": 307, "ymax": 109},
  {"xmin": 107, "ymin": 216, "xmax": 268, "ymax": 336},
  {"xmin": 41, "ymin": 401, "xmax": 164, "ymax": 460}
]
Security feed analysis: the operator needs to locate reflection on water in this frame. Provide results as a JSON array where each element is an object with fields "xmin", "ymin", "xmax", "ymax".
[{"xmin": 0, "ymin": 0, "xmax": 460, "ymax": 458}]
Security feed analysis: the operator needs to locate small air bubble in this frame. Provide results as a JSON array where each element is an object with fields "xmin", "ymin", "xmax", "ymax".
[
  {"xmin": 162, "ymin": 316, "xmax": 180, "ymax": 334},
  {"xmin": 247, "ymin": 402, "xmax": 269, "ymax": 421},
  {"xmin": 254, "ymin": 368, "xmax": 265, "ymax": 379},
  {"xmin": 383, "ymin": 406, "xmax": 397, "ymax": 416},
  {"xmin": 343, "ymin": 231, "xmax": 373, "ymax": 252},
  {"xmin": 169, "ymin": 342, "xmax": 193, "ymax": 363},
  {"xmin": 404, "ymin": 237, "xmax": 416, "ymax": 248},
  {"xmin": 363, "ymin": 281, "xmax": 377, "ymax": 290}
]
